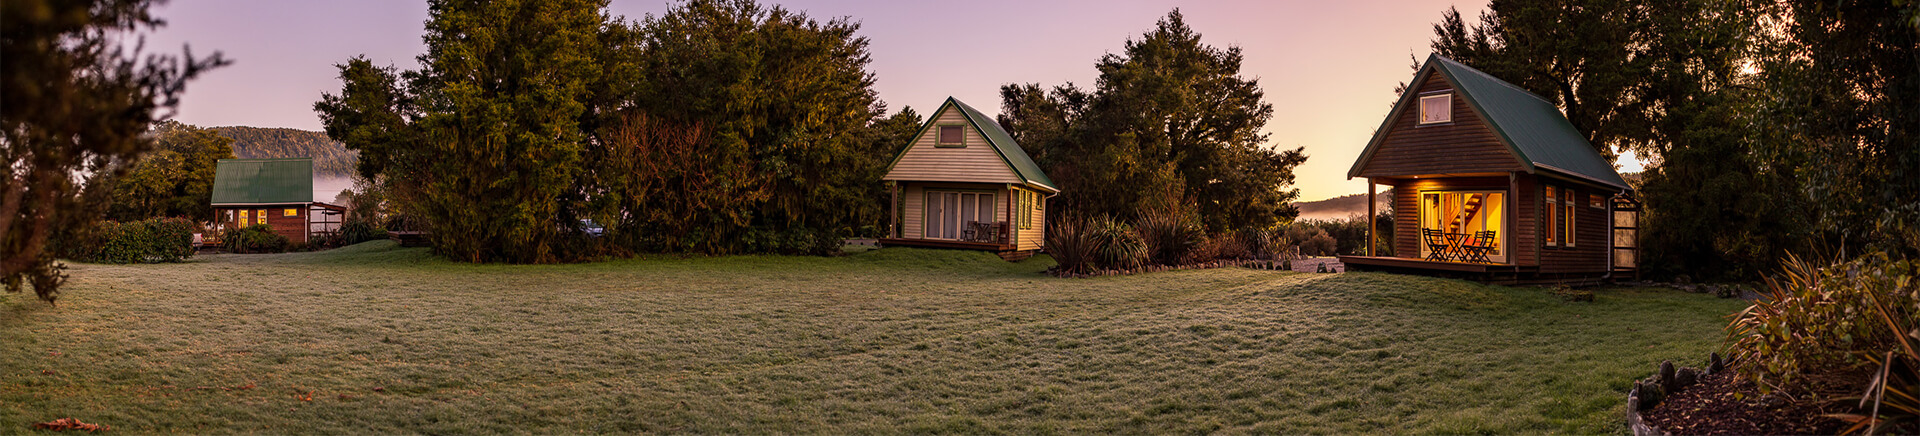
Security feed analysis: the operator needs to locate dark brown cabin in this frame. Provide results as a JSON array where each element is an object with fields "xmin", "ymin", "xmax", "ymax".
[{"xmin": 1339, "ymin": 54, "xmax": 1635, "ymax": 285}]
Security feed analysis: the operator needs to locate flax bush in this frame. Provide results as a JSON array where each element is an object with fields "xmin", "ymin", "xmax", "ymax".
[
  {"xmin": 1726, "ymin": 253, "xmax": 1919, "ymax": 395},
  {"xmin": 222, "ymin": 224, "xmax": 291, "ymax": 254}
]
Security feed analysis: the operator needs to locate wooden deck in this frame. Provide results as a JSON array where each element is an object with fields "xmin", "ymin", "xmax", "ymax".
[
  {"xmin": 878, "ymin": 238, "xmax": 1014, "ymax": 252},
  {"xmin": 1339, "ymin": 255, "xmax": 1621, "ymax": 286}
]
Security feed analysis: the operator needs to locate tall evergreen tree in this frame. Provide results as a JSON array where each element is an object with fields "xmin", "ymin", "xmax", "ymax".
[
  {"xmin": 615, "ymin": 0, "xmax": 895, "ymax": 254},
  {"xmin": 1000, "ymin": 10, "xmax": 1307, "ymax": 232},
  {"xmin": 2, "ymin": 0, "xmax": 226, "ymax": 303},
  {"xmin": 318, "ymin": 0, "xmax": 614, "ymax": 263}
]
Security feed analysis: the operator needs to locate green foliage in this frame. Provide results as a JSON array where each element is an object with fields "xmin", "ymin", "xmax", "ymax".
[
  {"xmin": 211, "ymin": 126, "xmax": 357, "ymax": 178},
  {"xmin": 1000, "ymin": 10, "xmax": 1308, "ymax": 233},
  {"xmin": 620, "ymin": 0, "xmax": 899, "ymax": 255},
  {"xmin": 221, "ymin": 224, "xmax": 290, "ymax": 254},
  {"xmin": 1045, "ymin": 218, "xmax": 1098, "ymax": 275},
  {"xmin": 1134, "ymin": 192, "xmax": 1205, "ymax": 265},
  {"xmin": 68, "ymin": 218, "xmax": 196, "ymax": 264},
  {"xmin": 318, "ymin": 0, "xmax": 614, "ymax": 263},
  {"xmin": 318, "ymin": 0, "xmax": 901, "ymax": 261},
  {"xmin": 338, "ymin": 220, "xmax": 387, "ymax": 246},
  {"xmin": 106, "ymin": 121, "xmax": 236, "ymax": 222},
  {"xmin": 1, "ymin": 0, "xmax": 227, "ymax": 304},
  {"xmin": 1726, "ymin": 254, "xmax": 1919, "ymax": 395},
  {"xmin": 1088, "ymin": 216, "xmax": 1147, "ymax": 270}
]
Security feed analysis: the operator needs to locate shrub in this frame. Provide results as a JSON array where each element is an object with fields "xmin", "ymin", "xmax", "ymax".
[
  {"xmin": 1727, "ymin": 253, "xmax": 1919, "ymax": 396},
  {"xmin": 222, "ymin": 224, "xmax": 291, "ymax": 254},
  {"xmin": 1135, "ymin": 204, "xmax": 1203, "ymax": 266},
  {"xmin": 1088, "ymin": 216, "xmax": 1147, "ymax": 270},
  {"xmin": 1233, "ymin": 227, "xmax": 1276, "ymax": 259},
  {"xmin": 339, "ymin": 220, "xmax": 388, "ymax": 245},
  {"xmin": 70, "ymin": 218, "xmax": 196, "ymax": 264},
  {"xmin": 1047, "ymin": 218, "xmax": 1099, "ymax": 275}
]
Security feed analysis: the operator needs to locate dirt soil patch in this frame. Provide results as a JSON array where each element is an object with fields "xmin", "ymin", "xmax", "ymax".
[{"xmin": 1641, "ymin": 371, "xmax": 1851, "ymax": 435}]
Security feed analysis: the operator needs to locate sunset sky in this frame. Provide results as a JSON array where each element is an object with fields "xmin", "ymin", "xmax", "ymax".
[{"xmin": 138, "ymin": 0, "xmax": 1643, "ymax": 202}]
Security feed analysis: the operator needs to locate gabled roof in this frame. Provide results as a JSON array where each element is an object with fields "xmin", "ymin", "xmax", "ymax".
[
  {"xmin": 211, "ymin": 158, "xmax": 314, "ymax": 205},
  {"xmin": 887, "ymin": 97, "xmax": 1058, "ymax": 192},
  {"xmin": 1349, "ymin": 54, "xmax": 1630, "ymax": 191}
]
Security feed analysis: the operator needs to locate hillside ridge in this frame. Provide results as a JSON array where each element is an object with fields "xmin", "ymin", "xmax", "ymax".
[{"xmin": 211, "ymin": 126, "xmax": 356, "ymax": 178}]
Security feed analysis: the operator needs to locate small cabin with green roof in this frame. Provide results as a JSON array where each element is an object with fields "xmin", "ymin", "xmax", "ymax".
[
  {"xmin": 880, "ymin": 97, "xmax": 1059, "ymax": 260},
  {"xmin": 1340, "ymin": 54, "xmax": 1636, "ymax": 284},
  {"xmin": 210, "ymin": 158, "xmax": 341, "ymax": 245}
]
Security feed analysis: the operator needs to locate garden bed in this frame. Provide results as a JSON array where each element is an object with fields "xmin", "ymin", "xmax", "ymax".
[{"xmin": 1640, "ymin": 370, "xmax": 1849, "ymax": 435}]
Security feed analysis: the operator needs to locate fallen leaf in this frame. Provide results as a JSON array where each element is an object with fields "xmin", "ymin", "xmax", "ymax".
[{"xmin": 33, "ymin": 417, "xmax": 110, "ymax": 432}]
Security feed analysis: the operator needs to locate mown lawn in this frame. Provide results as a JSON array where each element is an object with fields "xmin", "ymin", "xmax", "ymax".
[{"xmin": 1, "ymin": 241, "xmax": 1745, "ymax": 434}]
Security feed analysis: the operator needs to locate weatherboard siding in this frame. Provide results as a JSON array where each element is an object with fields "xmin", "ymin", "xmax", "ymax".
[
  {"xmin": 1536, "ymin": 180, "xmax": 1611, "ymax": 274},
  {"xmin": 1358, "ymin": 73, "xmax": 1526, "ymax": 178},
  {"xmin": 884, "ymin": 107, "xmax": 1022, "ymax": 184}
]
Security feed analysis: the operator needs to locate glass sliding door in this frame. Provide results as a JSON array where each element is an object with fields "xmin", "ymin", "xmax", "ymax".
[
  {"xmin": 924, "ymin": 191, "xmax": 996, "ymax": 240},
  {"xmin": 1419, "ymin": 191, "xmax": 1507, "ymax": 263}
]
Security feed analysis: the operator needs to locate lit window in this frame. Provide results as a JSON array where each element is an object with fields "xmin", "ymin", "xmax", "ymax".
[
  {"xmin": 238, "ymin": 210, "xmax": 249, "ymax": 225},
  {"xmin": 1419, "ymin": 94, "xmax": 1452, "ymax": 124},
  {"xmin": 938, "ymin": 125, "xmax": 964, "ymax": 146},
  {"xmin": 257, "ymin": 209, "xmax": 268, "ymax": 225},
  {"xmin": 1544, "ymin": 187, "xmax": 1557, "ymax": 245},
  {"xmin": 284, "ymin": 208, "xmax": 298, "ymax": 217},
  {"xmin": 1564, "ymin": 188, "xmax": 1577, "ymax": 247}
]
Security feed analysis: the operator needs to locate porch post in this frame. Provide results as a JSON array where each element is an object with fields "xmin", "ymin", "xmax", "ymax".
[
  {"xmin": 1366, "ymin": 180, "xmax": 1376, "ymax": 256},
  {"xmin": 889, "ymin": 182, "xmax": 899, "ymax": 238}
]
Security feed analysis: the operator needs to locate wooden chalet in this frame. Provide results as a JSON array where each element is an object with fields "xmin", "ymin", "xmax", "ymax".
[
  {"xmin": 209, "ymin": 158, "xmax": 344, "ymax": 245},
  {"xmin": 1340, "ymin": 54, "xmax": 1638, "ymax": 284},
  {"xmin": 880, "ymin": 97, "xmax": 1058, "ymax": 261}
]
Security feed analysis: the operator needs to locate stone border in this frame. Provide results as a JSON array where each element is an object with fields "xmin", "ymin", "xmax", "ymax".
[{"xmin": 1626, "ymin": 353, "xmax": 1729, "ymax": 436}]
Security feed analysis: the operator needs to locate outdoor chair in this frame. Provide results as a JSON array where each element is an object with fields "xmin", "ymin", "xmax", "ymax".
[
  {"xmin": 1422, "ymin": 229, "xmax": 1452, "ymax": 262},
  {"xmin": 1462, "ymin": 230, "xmax": 1496, "ymax": 263}
]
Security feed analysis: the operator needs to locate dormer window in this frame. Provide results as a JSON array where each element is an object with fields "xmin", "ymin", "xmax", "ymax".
[
  {"xmin": 1419, "ymin": 93, "xmax": 1452, "ymax": 124},
  {"xmin": 937, "ymin": 125, "xmax": 964, "ymax": 146}
]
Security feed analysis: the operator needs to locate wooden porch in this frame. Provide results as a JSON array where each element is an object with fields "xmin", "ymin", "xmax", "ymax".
[
  {"xmin": 1340, "ymin": 255, "xmax": 1541, "ymax": 283},
  {"xmin": 877, "ymin": 238, "xmax": 1015, "ymax": 252}
]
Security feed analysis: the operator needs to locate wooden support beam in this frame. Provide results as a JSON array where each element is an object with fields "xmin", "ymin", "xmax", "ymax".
[{"xmin": 1366, "ymin": 181, "xmax": 1376, "ymax": 257}]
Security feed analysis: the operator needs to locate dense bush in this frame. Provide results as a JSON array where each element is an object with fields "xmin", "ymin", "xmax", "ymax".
[
  {"xmin": 1089, "ymin": 216, "xmax": 1148, "ymax": 271},
  {"xmin": 222, "ymin": 224, "xmax": 291, "ymax": 254},
  {"xmin": 1047, "ymin": 219, "xmax": 1098, "ymax": 275},
  {"xmin": 1727, "ymin": 253, "xmax": 1918, "ymax": 388},
  {"xmin": 1726, "ymin": 253, "xmax": 1919, "ymax": 433},
  {"xmin": 68, "ymin": 218, "xmax": 196, "ymax": 264},
  {"xmin": 338, "ymin": 220, "xmax": 388, "ymax": 245},
  {"xmin": 1135, "ymin": 204, "xmax": 1204, "ymax": 265}
]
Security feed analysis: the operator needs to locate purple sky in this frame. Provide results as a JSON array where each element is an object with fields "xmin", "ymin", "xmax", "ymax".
[{"xmin": 138, "ymin": 0, "xmax": 1638, "ymax": 202}]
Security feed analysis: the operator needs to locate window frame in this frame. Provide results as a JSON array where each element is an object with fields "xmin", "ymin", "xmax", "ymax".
[
  {"xmin": 1563, "ymin": 187, "xmax": 1577, "ymax": 248},
  {"xmin": 1418, "ymin": 189, "xmax": 1508, "ymax": 263},
  {"xmin": 923, "ymin": 190, "xmax": 996, "ymax": 240},
  {"xmin": 935, "ymin": 124, "xmax": 966, "ymax": 147},
  {"xmin": 1418, "ymin": 93, "xmax": 1453, "ymax": 125}
]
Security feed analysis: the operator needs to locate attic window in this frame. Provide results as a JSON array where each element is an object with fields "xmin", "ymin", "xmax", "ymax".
[
  {"xmin": 1419, "ymin": 94, "xmax": 1453, "ymax": 124},
  {"xmin": 937, "ymin": 125, "xmax": 964, "ymax": 146}
]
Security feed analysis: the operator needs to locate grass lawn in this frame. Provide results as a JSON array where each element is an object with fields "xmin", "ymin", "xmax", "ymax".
[{"xmin": 1, "ymin": 241, "xmax": 1746, "ymax": 434}]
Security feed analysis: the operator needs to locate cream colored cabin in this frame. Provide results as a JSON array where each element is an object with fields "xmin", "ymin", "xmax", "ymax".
[{"xmin": 881, "ymin": 97, "xmax": 1059, "ymax": 260}]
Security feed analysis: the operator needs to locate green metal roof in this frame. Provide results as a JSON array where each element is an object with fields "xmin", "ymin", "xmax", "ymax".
[
  {"xmin": 1349, "ymin": 54, "xmax": 1629, "ymax": 191},
  {"xmin": 210, "ymin": 158, "xmax": 314, "ymax": 205},
  {"xmin": 887, "ymin": 97, "xmax": 1058, "ymax": 192}
]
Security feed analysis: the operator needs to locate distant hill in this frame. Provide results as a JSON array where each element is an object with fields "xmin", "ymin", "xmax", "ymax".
[
  {"xmin": 1294, "ymin": 190, "xmax": 1393, "ymax": 222},
  {"xmin": 211, "ymin": 126, "xmax": 357, "ymax": 178}
]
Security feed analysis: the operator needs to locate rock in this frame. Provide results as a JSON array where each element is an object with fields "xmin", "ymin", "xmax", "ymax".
[
  {"xmin": 1634, "ymin": 380, "xmax": 1664, "ymax": 410},
  {"xmin": 1675, "ymin": 274, "xmax": 1692, "ymax": 285},
  {"xmin": 1675, "ymin": 367, "xmax": 1699, "ymax": 390},
  {"xmin": 1709, "ymin": 352, "xmax": 1725, "ymax": 374},
  {"xmin": 1756, "ymin": 394, "xmax": 1788, "ymax": 409},
  {"xmin": 1659, "ymin": 360, "xmax": 1677, "ymax": 393}
]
